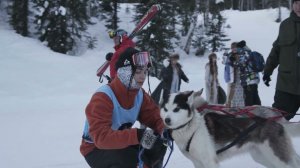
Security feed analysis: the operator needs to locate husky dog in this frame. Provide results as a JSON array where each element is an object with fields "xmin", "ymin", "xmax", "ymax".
[{"xmin": 160, "ymin": 89, "xmax": 300, "ymax": 168}]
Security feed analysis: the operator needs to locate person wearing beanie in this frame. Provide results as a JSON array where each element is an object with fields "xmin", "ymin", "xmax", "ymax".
[
  {"xmin": 160, "ymin": 53, "xmax": 189, "ymax": 103},
  {"xmin": 236, "ymin": 40, "xmax": 246, "ymax": 48},
  {"xmin": 235, "ymin": 40, "xmax": 262, "ymax": 106},
  {"xmin": 108, "ymin": 29, "xmax": 136, "ymax": 80},
  {"xmin": 263, "ymin": 0, "xmax": 300, "ymax": 120},
  {"xmin": 80, "ymin": 47, "xmax": 168, "ymax": 168}
]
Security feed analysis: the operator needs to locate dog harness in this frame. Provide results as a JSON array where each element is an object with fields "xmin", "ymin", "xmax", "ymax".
[
  {"xmin": 82, "ymin": 85, "xmax": 143, "ymax": 143},
  {"xmin": 194, "ymin": 103, "xmax": 288, "ymax": 154},
  {"xmin": 197, "ymin": 103, "xmax": 287, "ymax": 121}
]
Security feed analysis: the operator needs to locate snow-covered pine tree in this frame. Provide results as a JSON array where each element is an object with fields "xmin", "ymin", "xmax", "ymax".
[
  {"xmin": 9, "ymin": 0, "xmax": 29, "ymax": 36},
  {"xmin": 193, "ymin": 0, "xmax": 229, "ymax": 55},
  {"xmin": 33, "ymin": 0, "xmax": 90, "ymax": 55},
  {"xmin": 192, "ymin": 24, "xmax": 206, "ymax": 56},
  {"xmin": 100, "ymin": 0, "xmax": 120, "ymax": 30},
  {"xmin": 177, "ymin": 0, "xmax": 195, "ymax": 36},
  {"xmin": 205, "ymin": 12, "xmax": 229, "ymax": 52},
  {"xmin": 65, "ymin": 0, "xmax": 91, "ymax": 54},
  {"xmin": 134, "ymin": 1, "xmax": 178, "ymax": 78},
  {"xmin": 86, "ymin": 0, "xmax": 102, "ymax": 18},
  {"xmin": 204, "ymin": 1, "xmax": 229, "ymax": 53}
]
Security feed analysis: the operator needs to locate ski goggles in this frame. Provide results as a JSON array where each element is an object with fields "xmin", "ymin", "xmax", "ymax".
[{"xmin": 132, "ymin": 52, "xmax": 152, "ymax": 68}]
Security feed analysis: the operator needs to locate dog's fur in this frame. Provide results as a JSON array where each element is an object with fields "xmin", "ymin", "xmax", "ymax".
[{"xmin": 160, "ymin": 89, "xmax": 300, "ymax": 168}]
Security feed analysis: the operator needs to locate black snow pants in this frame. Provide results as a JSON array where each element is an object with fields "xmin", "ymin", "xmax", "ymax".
[
  {"xmin": 84, "ymin": 142, "xmax": 167, "ymax": 168},
  {"xmin": 243, "ymin": 84, "xmax": 261, "ymax": 106},
  {"xmin": 272, "ymin": 90, "xmax": 300, "ymax": 120},
  {"xmin": 84, "ymin": 145, "xmax": 139, "ymax": 168}
]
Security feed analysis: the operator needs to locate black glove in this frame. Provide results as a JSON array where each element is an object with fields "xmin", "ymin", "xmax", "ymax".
[
  {"xmin": 223, "ymin": 52, "xmax": 229, "ymax": 57},
  {"xmin": 229, "ymin": 56, "xmax": 235, "ymax": 62},
  {"xmin": 105, "ymin": 52, "xmax": 113, "ymax": 61},
  {"xmin": 137, "ymin": 129, "xmax": 159, "ymax": 149},
  {"xmin": 142, "ymin": 138, "xmax": 168, "ymax": 168},
  {"xmin": 137, "ymin": 129, "xmax": 169, "ymax": 167},
  {"xmin": 162, "ymin": 129, "xmax": 173, "ymax": 141},
  {"xmin": 263, "ymin": 74, "xmax": 271, "ymax": 87}
]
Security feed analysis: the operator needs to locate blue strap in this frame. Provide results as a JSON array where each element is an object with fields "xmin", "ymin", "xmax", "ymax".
[
  {"xmin": 162, "ymin": 137, "xmax": 174, "ymax": 168},
  {"xmin": 138, "ymin": 147, "xmax": 144, "ymax": 168}
]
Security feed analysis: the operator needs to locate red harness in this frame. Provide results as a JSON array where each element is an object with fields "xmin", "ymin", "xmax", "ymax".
[
  {"xmin": 195, "ymin": 104, "xmax": 297, "ymax": 154},
  {"xmin": 196, "ymin": 104, "xmax": 288, "ymax": 121}
]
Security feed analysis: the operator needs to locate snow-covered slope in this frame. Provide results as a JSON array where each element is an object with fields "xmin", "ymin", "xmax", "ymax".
[{"xmin": 0, "ymin": 5, "xmax": 299, "ymax": 168}]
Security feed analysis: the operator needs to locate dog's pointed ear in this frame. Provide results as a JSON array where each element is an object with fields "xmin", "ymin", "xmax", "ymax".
[
  {"xmin": 180, "ymin": 91, "xmax": 194, "ymax": 104},
  {"xmin": 183, "ymin": 91, "xmax": 194, "ymax": 98},
  {"xmin": 189, "ymin": 88, "xmax": 205, "ymax": 110},
  {"xmin": 194, "ymin": 88, "xmax": 203, "ymax": 97}
]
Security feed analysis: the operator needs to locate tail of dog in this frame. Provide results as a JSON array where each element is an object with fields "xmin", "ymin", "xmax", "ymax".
[{"xmin": 283, "ymin": 122, "xmax": 300, "ymax": 137}]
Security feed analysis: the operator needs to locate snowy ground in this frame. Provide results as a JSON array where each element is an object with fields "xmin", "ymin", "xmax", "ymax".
[{"xmin": 0, "ymin": 5, "xmax": 299, "ymax": 168}]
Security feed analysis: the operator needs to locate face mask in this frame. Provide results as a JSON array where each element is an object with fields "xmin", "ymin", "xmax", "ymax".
[{"xmin": 117, "ymin": 66, "xmax": 140, "ymax": 89}]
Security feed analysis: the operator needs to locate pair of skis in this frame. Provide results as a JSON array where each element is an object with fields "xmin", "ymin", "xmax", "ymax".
[{"xmin": 96, "ymin": 4, "xmax": 162, "ymax": 81}]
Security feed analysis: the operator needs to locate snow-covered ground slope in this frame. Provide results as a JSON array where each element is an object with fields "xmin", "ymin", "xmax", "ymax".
[{"xmin": 0, "ymin": 5, "xmax": 299, "ymax": 168}]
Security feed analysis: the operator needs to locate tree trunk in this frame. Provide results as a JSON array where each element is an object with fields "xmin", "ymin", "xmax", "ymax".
[
  {"xmin": 239, "ymin": 0, "xmax": 244, "ymax": 11},
  {"xmin": 183, "ymin": 14, "xmax": 197, "ymax": 54},
  {"xmin": 112, "ymin": 0, "xmax": 118, "ymax": 30},
  {"xmin": 183, "ymin": 0, "xmax": 200, "ymax": 54},
  {"xmin": 276, "ymin": 0, "xmax": 282, "ymax": 22}
]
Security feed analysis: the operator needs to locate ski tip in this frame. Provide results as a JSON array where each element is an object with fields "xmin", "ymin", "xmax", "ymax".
[{"xmin": 152, "ymin": 4, "xmax": 162, "ymax": 11}]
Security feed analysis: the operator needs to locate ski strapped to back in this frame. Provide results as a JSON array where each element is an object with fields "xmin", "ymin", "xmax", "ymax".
[
  {"xmin": 128, "ymin": 4, "xmax": 161, "ymax": 39},
  {"xmin": 96, "ymin": 4, "xmax": 162, "ymax": 81},
  {"xmin": 96, "ymin": 61, "xmax": 110, "ymax": 82}
]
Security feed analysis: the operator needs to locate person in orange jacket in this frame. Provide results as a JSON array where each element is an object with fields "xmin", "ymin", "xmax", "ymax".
[{"xmin": 80, "ymin": 47, "xmax": 168, "ymax": 168}]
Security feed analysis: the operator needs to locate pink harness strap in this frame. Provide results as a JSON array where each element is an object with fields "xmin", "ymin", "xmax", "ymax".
[{"xmin": 196, "ymin": 104, "xmax": 287, "ymax": 121}]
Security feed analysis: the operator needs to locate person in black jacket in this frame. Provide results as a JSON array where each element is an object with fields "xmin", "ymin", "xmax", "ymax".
[
  {"xmin": 263, "ymin": 0, "xmax": 300, "ymax": 120},
  {"xmin": 161, "ymin": 53, "xmax": 189, "ymax": 103}
]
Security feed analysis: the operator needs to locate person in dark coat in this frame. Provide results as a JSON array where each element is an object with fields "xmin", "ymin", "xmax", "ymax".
[
  {"xmin": 263, "ymin": 0, "xmax": 300, "ymax": 120},
  {"xmin": 161, "ymin": 53, "xmax": 189, "ymax": 103}
]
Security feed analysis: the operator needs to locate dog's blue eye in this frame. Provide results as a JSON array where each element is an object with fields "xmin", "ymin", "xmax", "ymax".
[{"xmin": 173, "ymin": 107, "xmax": 180, "ymax": 112}]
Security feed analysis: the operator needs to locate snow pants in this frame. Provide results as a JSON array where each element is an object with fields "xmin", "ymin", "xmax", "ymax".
[
  {"xmin": 85, "ymin": 143, "xmax": 166, "ymax": 168},
  {"xmin": 272, "ymin": 90, "xmax": 300, "ymax": 120},
  {"xmin": 243, "ymin": 84, "xmax": 261, "ymax": 106},
  {"xmin": 85, "ymin": 145, "xmax": 139, "ymax": 168}
]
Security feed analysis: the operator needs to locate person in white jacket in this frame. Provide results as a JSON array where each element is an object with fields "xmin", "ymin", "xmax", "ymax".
[{"xmin": 205, "ymin": 53, "xmax": 219, "ymax": 104}]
